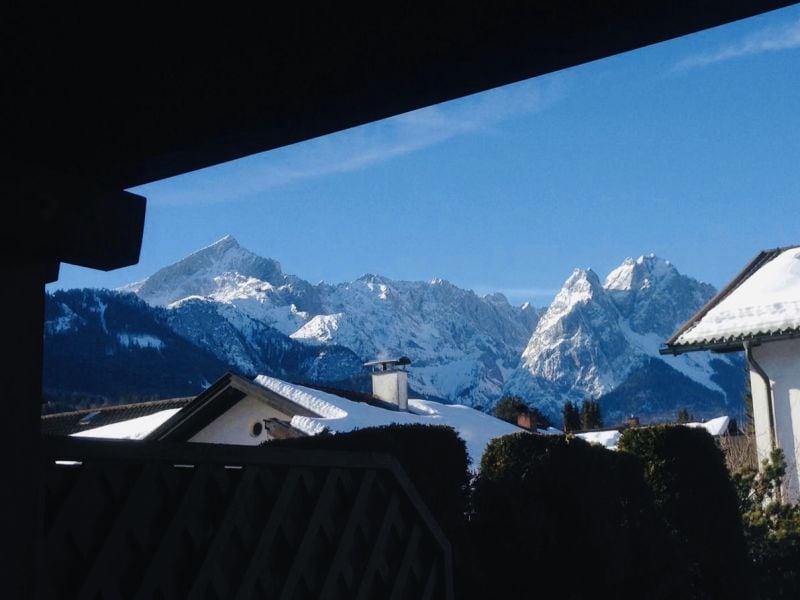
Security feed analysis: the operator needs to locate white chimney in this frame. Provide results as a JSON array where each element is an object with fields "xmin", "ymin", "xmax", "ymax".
[{"xmin": 364, "ymin": 357, "xmax": 411, "ymax": 411}]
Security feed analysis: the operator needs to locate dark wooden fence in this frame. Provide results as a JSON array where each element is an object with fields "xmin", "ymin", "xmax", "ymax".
[{"xmin": 39, "ymin": 437, "xmax": 453, "ymax": 600}]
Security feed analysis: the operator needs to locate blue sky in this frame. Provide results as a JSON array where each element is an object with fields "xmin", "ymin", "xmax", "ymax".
[{"xmin": 51, "ymin": 5, "xmax": 800, "ymax": 307}]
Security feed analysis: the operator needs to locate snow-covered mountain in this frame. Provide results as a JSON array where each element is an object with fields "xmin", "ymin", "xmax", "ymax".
[
  {"xmin": 131, "ymin": 235, "xmax": 323, "ymax": 334},
  {"xmin": 504, "ymin": 254, "xmax": 742, "ymax": 423},
  {"xmin": 43, "ymin": 289, "xmax": 231, "ymax": 411},
  {"xmin": 45, "ymin": 237, "xmax": 746, "ymax": 423},
  {"xmin": 126, "ymin": 236, "xmax": 540, "ymax": 407},
  {"xmin": 43, "ymin": 288, "xmax": 364, "ymax": 411}
]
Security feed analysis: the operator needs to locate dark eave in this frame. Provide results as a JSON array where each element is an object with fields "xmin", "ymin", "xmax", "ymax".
[{"xmin": 5, "ymin": 3, "xmax": 795, "ymax": 193}]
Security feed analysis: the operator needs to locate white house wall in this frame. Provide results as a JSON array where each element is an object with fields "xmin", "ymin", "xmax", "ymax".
[
  {"xmin": 752, "ymin": 338, "xmax": 800, "ymax": 503},
  {"xmin": 188, "ymin": 395, "xmax": 293, "ymax": 445}
]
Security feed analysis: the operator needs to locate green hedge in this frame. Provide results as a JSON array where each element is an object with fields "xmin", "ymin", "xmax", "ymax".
[
  {"xmin": 265, "ymin": 423, "xmax": 755, "ymax": 599},
  {"xmin": 469, "ymin": 432, "xmax": 682, "ymax": 600},
  {"xmin": 618, "ymin": 425, "xmax": 752, "ymax": 600}
]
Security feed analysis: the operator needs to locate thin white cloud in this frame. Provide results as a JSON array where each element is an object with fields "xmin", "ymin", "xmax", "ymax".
[
  {"xmin": 674, "ymin": 17, "xmax": 800, "ymax": 71},
  {"xmin": 137, "ymin": 76, "xmax": 566, "ymax": 205}
]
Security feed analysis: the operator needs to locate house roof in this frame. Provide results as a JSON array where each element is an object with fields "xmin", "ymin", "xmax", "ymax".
[
  {"xmin": 253, "ymin": 375, "xmax": 522, "ymax": 468},
  {"xmin": 662, "ymin": 245, "xmax": 800, "ymax": 354},
  {"xmin": 41, "ymin": 397, "xmax": 192, "ymax": 437},
  {"xmin": 50, "ymin": 372, "xmax": 522, "ymax": 466}
]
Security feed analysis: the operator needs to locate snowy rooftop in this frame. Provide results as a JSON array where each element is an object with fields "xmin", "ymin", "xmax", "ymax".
[
  {"xmin": 668, "ymin": 246, "xmax": 800, "ymax": 351},
  {"xmin": 65, "ymin": 374, "xmax": 522, "ymax": 467},
  {"xmin": 66, "ymin": 377, "xmax": 732, "ymax": 465},
  {"xmin": 71, "ymin": 409, "xmax": 182, "ymax": 440},
  {"xmin": 573, "ymin": 416, "xmax": 731, "ymax": 451},
  {"xmin": 576, "ymin": 429, "xmax": 621, "ymax": 450},
  {"xmin": 254, "ymin": 375, "xmax": 522, "ymax": 469},
  {"xmin": 685, "ymin": 415, "xmax": 730, "ymax": 437}
]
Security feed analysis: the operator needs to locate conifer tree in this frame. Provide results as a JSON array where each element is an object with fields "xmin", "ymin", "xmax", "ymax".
[
  {"xmin": 494, "ymin": 396, "xmax": 528, "ymax": 424},
  {"xmin": 562, "ymin": 401, "xmax": 580, "ymax": 432},
  {"xmin": 494, "ymin": 396, "xmax": 552, "ymax": 429},
  {"xmin": 677, "ymin": 408, "xmax": 691, "ymax": 424},
  {"xmin": 580, "ymin": 399, "xmax": 603, "ymax": 430}
]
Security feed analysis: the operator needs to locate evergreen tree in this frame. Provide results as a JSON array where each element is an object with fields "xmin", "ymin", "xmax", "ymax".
[
  {"xmin": 562, "ymin": 401, "xmax": 580, "ymax": 433},
  {"xmin": 732, "ymin": 448, "xmax": 800, "ymax": 598},
  {"xmin": 494, "ymin": 396, "xmax": 551, "ymax": 429},
  {"xmin": 494, "ymin": 396, "xmax": 528, "ymax": 424},
  {"xmin": 580, "ymin": 398, "xmax": 603, "ymax": 430},
  {"xmin": 676, "ymin": 408, "xmax": 691, "ymax": 424}
]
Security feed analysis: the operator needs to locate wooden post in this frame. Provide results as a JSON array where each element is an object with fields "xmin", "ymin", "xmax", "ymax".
[
  {"xmin": 0, "ymin": 260, "xmax": 51, "ymax": 597},
  {"xmin": 0, "ymin": 165, "xmax": 146, "ymax": 596}
]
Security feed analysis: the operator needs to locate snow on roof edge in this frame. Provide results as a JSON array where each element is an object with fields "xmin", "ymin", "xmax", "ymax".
[{"xmin": 668, "ymin": 245, "xmax": 800, "ymax": 350}]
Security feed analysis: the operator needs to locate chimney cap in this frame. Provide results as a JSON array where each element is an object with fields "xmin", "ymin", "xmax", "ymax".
[{"xmin": 363, "ymin": 356, "xmax": 411, "ymax": 370}]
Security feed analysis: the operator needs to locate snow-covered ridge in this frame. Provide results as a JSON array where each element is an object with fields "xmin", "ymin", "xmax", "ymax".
[
  {"xmin": 108, "ymin": 235, "xmax": 737, "ymax": 421},
  {"xmin": 127, "ymin": 236, "xmax": 540, "ymax": 408},
  {"xmin": 135, "ymin": 236, "xmax": 287, "ymax": 308}
]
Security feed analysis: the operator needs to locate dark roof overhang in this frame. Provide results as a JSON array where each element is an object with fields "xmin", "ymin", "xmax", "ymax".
[{"xmin": 5, "ymin": 4, "xmax": 795, "ymax": 195}]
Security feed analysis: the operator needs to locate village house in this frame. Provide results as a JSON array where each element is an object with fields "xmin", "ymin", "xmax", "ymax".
[
  {"xmin": 42, "ymin": 358, "xmax": 523, "ymax": 468},
  {"xmin": 661, "ymin": 245, "xmax": 800, "ymax": 501}
]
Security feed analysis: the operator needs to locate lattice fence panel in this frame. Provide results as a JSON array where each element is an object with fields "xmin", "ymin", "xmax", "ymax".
[{"xmin": 38, "ymin": 439, "xmax": 452, "ymax": 600}]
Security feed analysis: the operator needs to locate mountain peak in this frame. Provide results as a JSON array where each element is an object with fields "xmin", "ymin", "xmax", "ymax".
[
  {"xmin": 535, "ymin": 268, "xmax": 608, "ymax": 326},
  {"xmin": 563, "ymin": 268, "xmax": 603, "ymax": 293},
  {"xmin": 604, "ymin": 254, "xmax": 676, "ymax": 292},
  {"xmin": 207, "ymin": 234, "xmax": 239, "ymax": 250},
  {"xmin": 134, "ymin": 236, "xmax": 284, "ymax": 306},
  {"xmin": 484, "ymin": 292, "xmax": 509, "ymax": 305},
  {"xmin": 180, "ymin": 234, "xmax": 244, "ymax": 263}
]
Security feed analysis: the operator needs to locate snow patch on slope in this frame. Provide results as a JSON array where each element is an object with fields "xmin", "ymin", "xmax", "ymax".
[
  {"xmin": 117, "ymin": 333, "xmax": 165, "ymax": 350},
  {"xmin": 619, "ymin": 322, "xmax": 726, "ymax": 394},
  {"xmin": 46, "ymin": 303, "xmax": 81, "ymax": 334},
  {"xmin": 291, "ymin": 313, "xmax": 347, "ymax": 345}
]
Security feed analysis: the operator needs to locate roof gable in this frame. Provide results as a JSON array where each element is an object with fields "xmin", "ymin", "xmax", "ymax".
[{"xmin": 146, "ymin": 373, "xmax": 319, "ymax": 441}]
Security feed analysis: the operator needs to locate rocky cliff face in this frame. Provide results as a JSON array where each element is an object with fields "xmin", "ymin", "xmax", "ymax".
[{"xmin": 504, "ymin": 255, "xmax": 740, "ymax": 423}]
